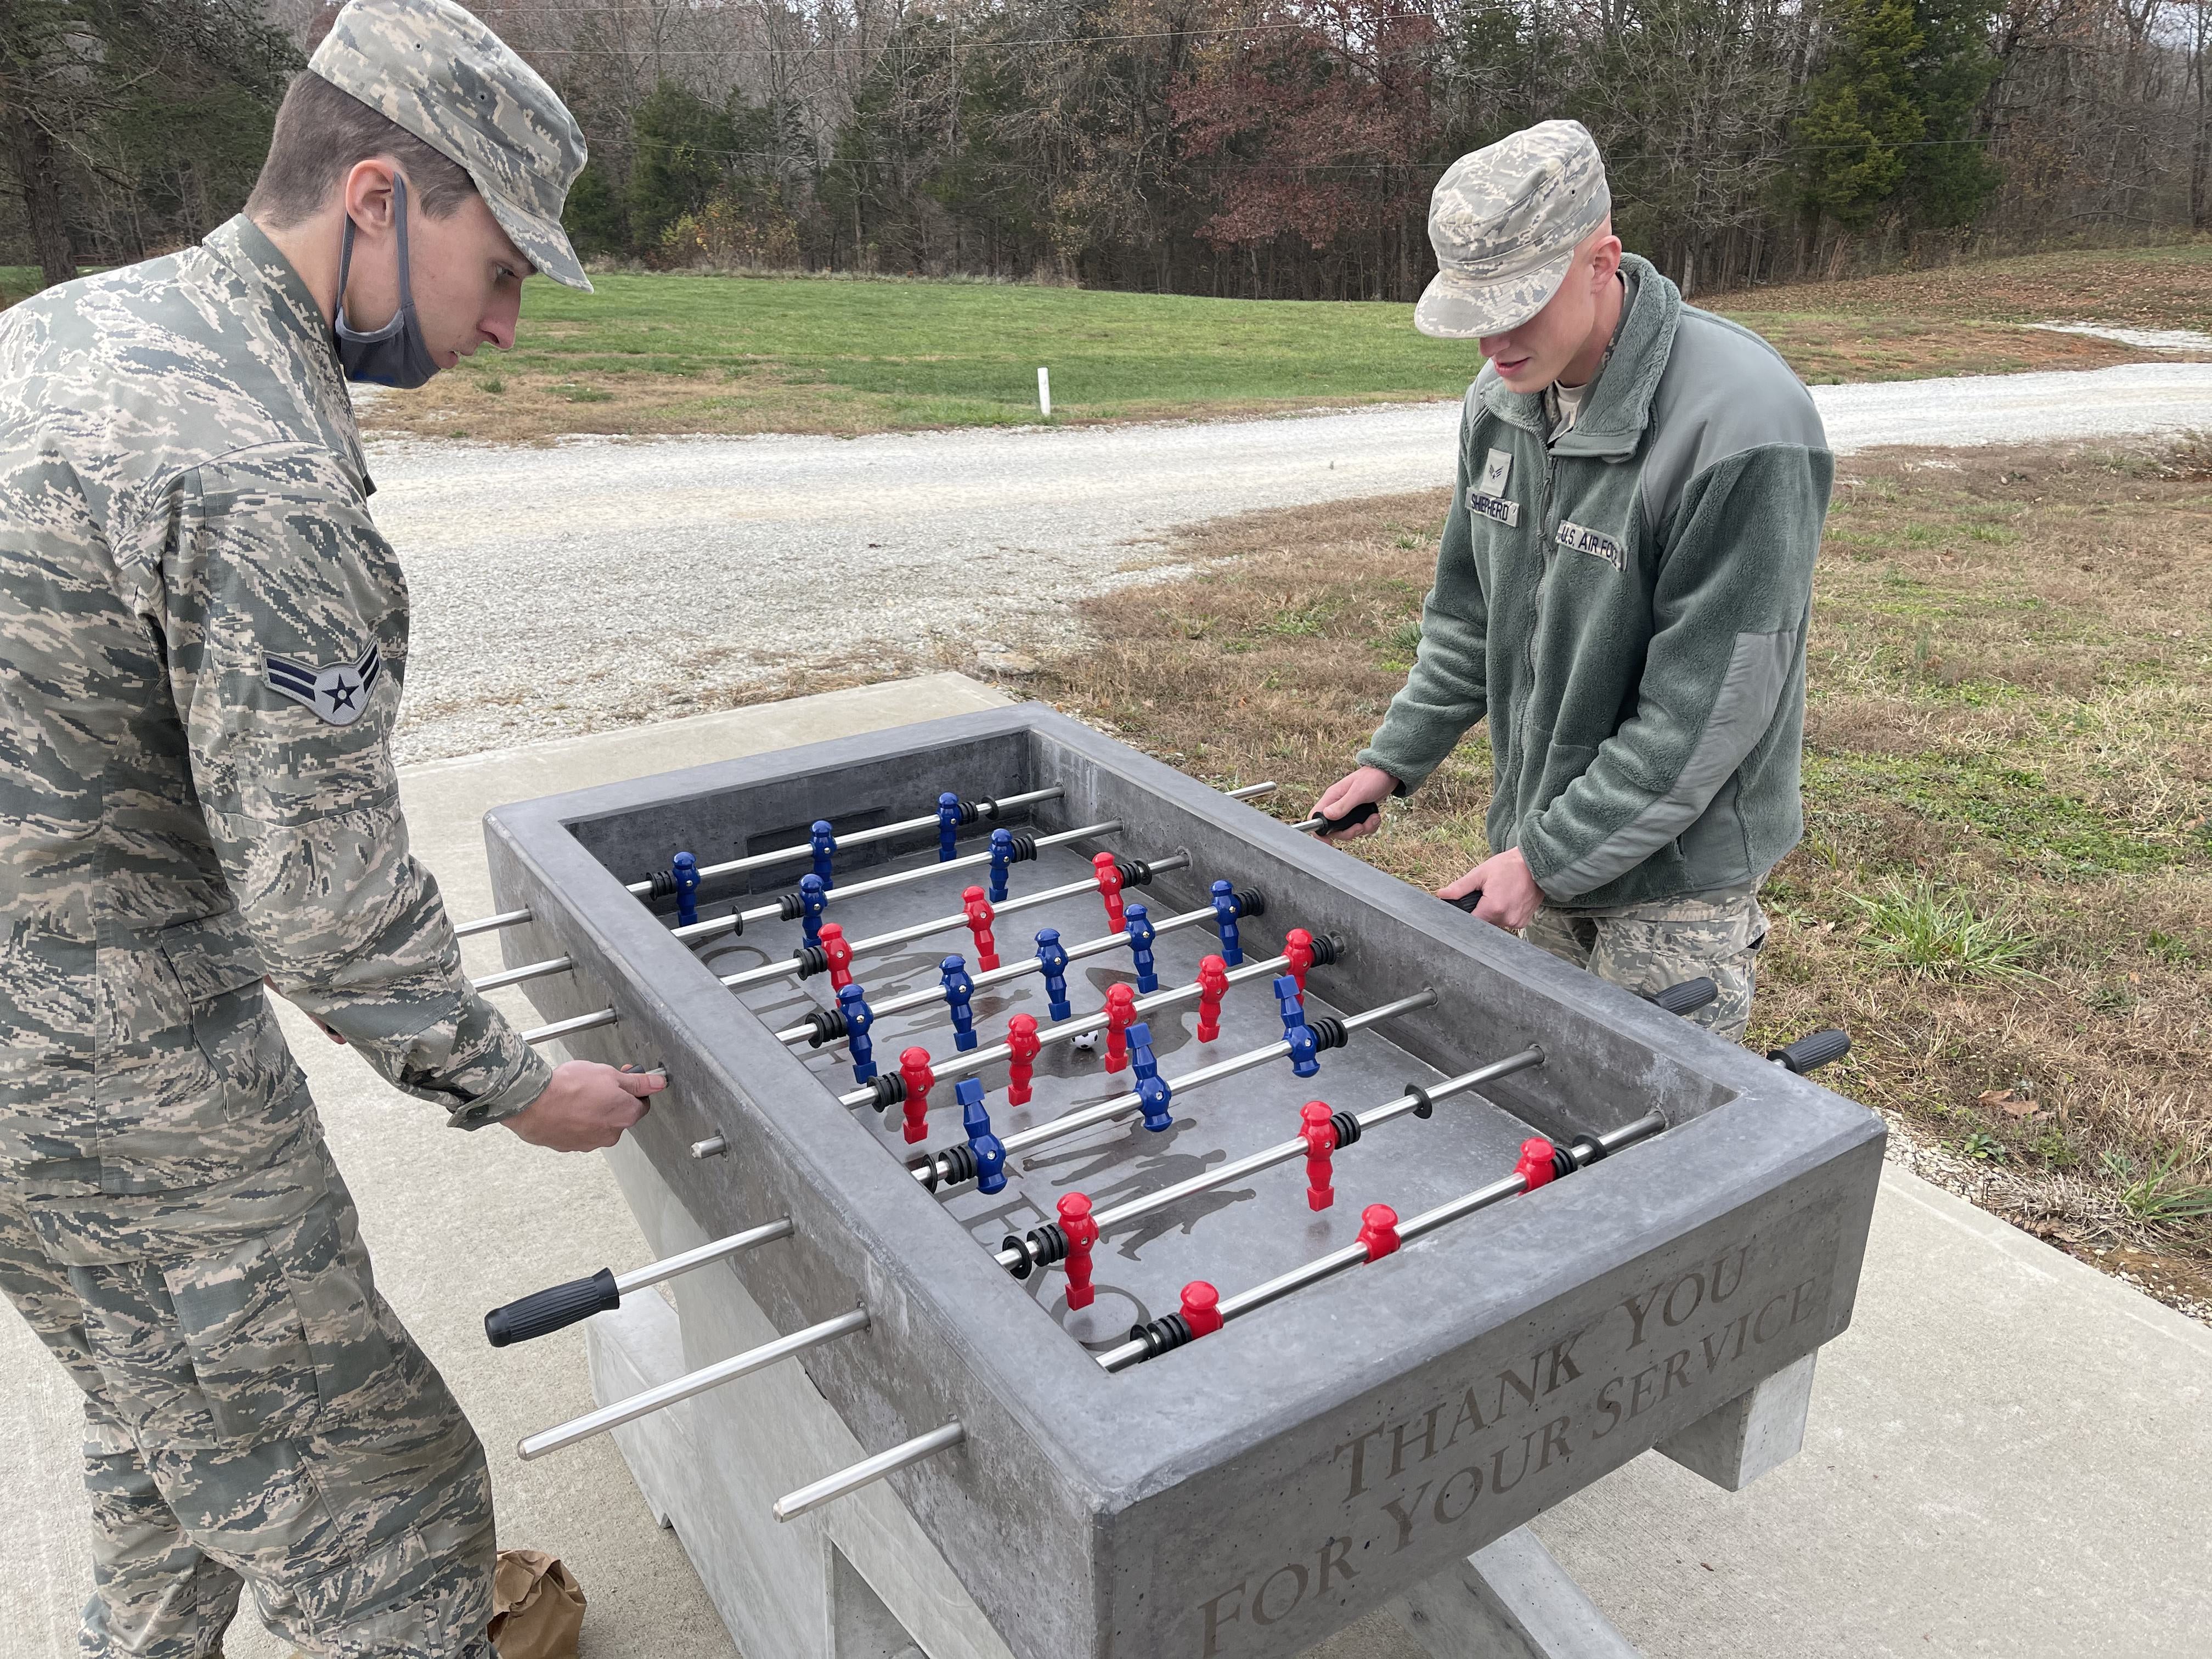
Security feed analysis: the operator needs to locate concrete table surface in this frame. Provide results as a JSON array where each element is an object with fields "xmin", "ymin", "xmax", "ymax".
[{"xmin": 5, "ymin": 674, "xmax": 2208, "ymax": 1659}]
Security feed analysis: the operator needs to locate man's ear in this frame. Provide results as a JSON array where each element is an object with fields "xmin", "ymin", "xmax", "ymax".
[{"xmin": 342, "ymin": 157, "xmax": 399, "ymax": 235}]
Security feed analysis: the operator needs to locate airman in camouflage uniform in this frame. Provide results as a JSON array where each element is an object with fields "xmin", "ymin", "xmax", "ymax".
[
  {"xmin": 0, "ymin": 3, "xmax": 648, "ymax": 1654},
  {"xmin": 1317, "ymin": 122, "xmax": 1831, "ymax": 1041}
]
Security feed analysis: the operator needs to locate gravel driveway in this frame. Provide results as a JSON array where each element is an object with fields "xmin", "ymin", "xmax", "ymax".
[{"xmin": 373, "ymin": 360, "xmax": 2212, "ymax": 761}]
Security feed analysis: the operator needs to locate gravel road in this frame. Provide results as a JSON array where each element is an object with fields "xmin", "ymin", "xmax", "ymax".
[{"xmin": 373, "ymin": 360, "xmax": 2212, "ymax": 761}]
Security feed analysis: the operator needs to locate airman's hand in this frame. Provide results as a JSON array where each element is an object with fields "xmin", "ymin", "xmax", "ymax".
[
  {"xmin": 504, "ymin": 1060, "xmax": 663, "ymax": 1151},
  {"xmin": 1313, "ymin": 765, "xmax": 1399, "ymax": 842},
  {"xmin": 1441, "ymin": 848, "xmax": 1545, "ymax": 933}
]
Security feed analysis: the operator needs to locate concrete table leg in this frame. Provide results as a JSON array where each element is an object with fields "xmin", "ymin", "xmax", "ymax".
[
  {"xmin": 1385, "ymin": 1527, "xmax": 1641, "ymax": 1659},
  {"xmin": 1653, "ymin": 1351, "xmax": 1818, "ymax": 1492}
]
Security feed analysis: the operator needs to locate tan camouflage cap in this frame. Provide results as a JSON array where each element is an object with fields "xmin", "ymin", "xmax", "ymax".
[
  {"xmin": 1415, "ymin": 121, "xmax": 1610, "ymax": 339},
  {"xmin": 309, "ymin": 0, "xmax": 592, "ymax": 291}
]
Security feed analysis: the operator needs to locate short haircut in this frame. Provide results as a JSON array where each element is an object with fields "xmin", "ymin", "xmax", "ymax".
[{"xmin": 245, "ymin": 71, "xmax": 477, "ymax": 228}]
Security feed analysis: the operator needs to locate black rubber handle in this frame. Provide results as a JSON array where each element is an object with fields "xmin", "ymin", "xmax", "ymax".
[
  {"xmin": 1769, "ymin": 1028, "xmax": 1850, "ymax": 1075},
  {"xmin": 1448, "ymin": 887, "xmax": 1483, "ymax": 913},
  {"xmin": 1314, "ymin": 800, "xmax": 1380, "ymax": 837},
  {"xmin": 1650, "ymin": 977, "xmax": 1719, "ymax": 1017},
  {"xmin": 485, "ymin": 1267, "xmax": 619, "ymax": 1347}
]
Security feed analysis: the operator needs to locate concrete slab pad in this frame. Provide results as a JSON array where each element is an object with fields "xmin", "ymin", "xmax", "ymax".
[{"xmin": 7, "ymin": 672, "xmax": 2210, "ymax": 1659}]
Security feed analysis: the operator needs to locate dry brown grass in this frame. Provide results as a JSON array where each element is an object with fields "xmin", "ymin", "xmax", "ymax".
[
  {"xmin": 1715, "ymin": 240, "xmax": 2212, "ymax": 329},
  {"xmin": 1026, "ymin": 438, "xmax": 2212, "ymax": 1310}
]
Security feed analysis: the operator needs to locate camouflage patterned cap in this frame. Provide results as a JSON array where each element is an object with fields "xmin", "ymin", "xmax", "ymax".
[
  {"xmin": 1415, "ymin": 121, "xmax": 1610, "ymax": 339},
  {"xmin": 309, "ymin": 0, "xmax": 592, "ymax": 291}
]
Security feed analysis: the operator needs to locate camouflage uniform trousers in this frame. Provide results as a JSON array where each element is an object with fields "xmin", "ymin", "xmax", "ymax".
[
  {"xmin": 0, "ymin": 1127, "xmax": 499, "ymax": 1659},
  {"xmin": 1521, "ymin": 891, "xmax": 1769, "ymax": 1041}
]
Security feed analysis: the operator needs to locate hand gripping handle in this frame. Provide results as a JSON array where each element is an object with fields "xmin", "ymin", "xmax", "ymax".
[
  {"xmin": 486, "ymin": 1268, "xmax": 620, "ymax": 1347},
  {"xmin": 1313, "ymin": 800, "xmax": 1380, "ymax": 837},
  {"xmin": 1448, "ymin": 887, "xmax": 1483, "ymax": 913},
  {"xmin": 1769, "ymin": 1028, "xmax": 1851, "ymax": 1075},
  {"xmin": 1649, "ymin": 977, "xmax": 1719, "ymax": 1017}
]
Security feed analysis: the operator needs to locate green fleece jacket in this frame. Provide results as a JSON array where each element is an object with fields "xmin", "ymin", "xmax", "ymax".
[{"xmin": 1359, "ymin": 255, "xmax": 1833, "ymax": 909}]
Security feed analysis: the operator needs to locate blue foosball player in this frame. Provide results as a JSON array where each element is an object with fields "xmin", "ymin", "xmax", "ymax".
[
  {"xmin": 1123, "ymin": 902, "xmax": 1159, "ymax": 993},
  {"xmin": 1035, "ymin": 927, "xmax": 1072, "ymax": 1020},
  {"xmin": 989, "ymin": 826, "xmax": 1016, "ymax": 901},
  {"xmin": 1211, "ymin": 879, "xmax": 1244, "ymax": 966},
  {"xmin": 1127, "ymin": 1022, "xmax": 1173, "ymax": 1131},
  {"xmin": 798, "ymin": 873, "xmax": 828, "ymax": 947},
  {"xmin": 941, "ymin": 954, "xmax": 978, "ymax": 1051},
  {"xmin": 839, "ymin": 982, "xmax": 876, "ymax": 1085},
  {"xmin": 673, "ymin": 851, "xmax": 698, "ymax": 928},
  {"xmin": 810, "ymin": 820, "xmax": 836, "ymax": 889},
  {"xmin": 1276, "ymin": 974, "xmax": 1319, "ymax": 1078},
  {"xmin": 958, "ymin": 1079, "xmax": 1007, "ymax": 1195},
  {"xmin": 938, "ymin": 792, "xmax": 963, "ymax": 860}
]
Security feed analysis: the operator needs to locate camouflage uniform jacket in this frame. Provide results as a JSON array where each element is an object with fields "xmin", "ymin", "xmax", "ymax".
[{"xmin": 0, "ymin": 215, "xmax": 551, "ymax": 1232}]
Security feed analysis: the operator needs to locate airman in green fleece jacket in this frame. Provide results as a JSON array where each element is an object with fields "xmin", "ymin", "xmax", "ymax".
[{"xmin": 1316, "ymin": 121, "xmax": 1833, "ymax": 1040}]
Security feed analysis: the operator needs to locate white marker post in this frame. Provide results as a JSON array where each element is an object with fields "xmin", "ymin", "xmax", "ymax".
[{"xmin": 1037, "ymin": 365, "xmax": 1051, "ymax": 417}]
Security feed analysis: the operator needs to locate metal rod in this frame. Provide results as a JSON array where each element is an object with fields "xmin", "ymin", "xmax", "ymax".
[
  {"xmin": 625, "ymin": 788, "xmax": 1069, "ymax": 899},
  {"xmin": 837, "ymin": 951, "xmax": 1299, "ymax": 1108},
  {"xmin": 997, "ymin": 1047, "xmax": 1545, "ymax": 1266},
  {"xmin": 771, "ymin": 1421, "xmax": 967, "ymax": 1521},
  {"xmin": 782, "ymin": 899, "xmax": 1222, "ymax": 1047},
  {"xmin": 522, "ymin": 1005, "xmax": 622, "ymax": 1045},
  {"xmin": 1094, "ymin": 1109, "xmax": 1668, "ymax": 1373},
  {"xmin": 520, "ymin": 822, "xmax": 1137, "ymax": 1040},
  {"xmin": 519, "ymin": 1307, "xmax": 870, "ymax": 1460},
  {"xmin": 917, "ymin": 989, "xmax": 1437, "ymax": 1184},
  {"xmin": 719, "ymin": 854, "xmax": 1191, "ymax": 994},
  {"xmin": 691, "ymin": 1135, "xmax": 729, "ymax": 1159},
  {"xmin": 452, "ymin": 784, "xmax": 1276, "ymax": 943},
  {"xmin": 672, "ymin": 819, "xmax": 1124, "ymax": 947},
  {"xmin": 615, "ymin": 1218, "xmax": 794, "ymax": 1297},
  {"xmin": 474, "ymin": 954, "xmax": 575, "ymax": 991},
  {"xmin": 456, "ymin": 906, "xmax": 533, "ymax": 939}
]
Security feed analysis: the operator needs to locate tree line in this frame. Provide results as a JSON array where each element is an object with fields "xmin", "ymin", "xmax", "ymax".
[{"xmin": 5, "ymin": 0, "xmax": 2209, "ymax": 302}]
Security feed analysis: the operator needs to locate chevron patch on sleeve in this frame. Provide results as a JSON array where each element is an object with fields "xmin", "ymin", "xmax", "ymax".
[{"xmin": 263, "ymin": 642, "xmax": 382, "ymax": 726}]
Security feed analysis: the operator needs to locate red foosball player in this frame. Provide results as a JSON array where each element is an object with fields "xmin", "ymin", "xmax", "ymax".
[
  {"xmin": 1006, "ymin": 1013, "xmax": 1041, "ymax": 1105},
  {"xmin": 962, "ymin": 885, "xmax": 1000, "ymax": 970},
  {"xmin": 1102, "ymin": 984, "xmax": 1137, "ymax": 1073},
  {"xmin": 1195, "ymin": 955, "xmax": 1230, "ymax": 1042},
  {"xmin": 1091, "ymin": 851, "xmax": 1127, "ymax": 931},
  {"xmin": 1358, "ymin": 1204, "xmax": 1401, "ymax": 1261},
  {"xmin": 898, "ymin": 1047, "xmax": 934, "ymax": 1144},
  {"xmin": 1300, "ymin": 1101, "xmax": 1337, "ymax": 1210},
  {"xmin": 1284, "ymin": 927, "xmax": 1316, "ymax": 998},
  {"xmin": 819, "ymin": 922, "xmax": 854, "ymax": 991},
  {"xmin": 1058, "ymin": 1192, "xmax": 1099, "ymax": 1310}
]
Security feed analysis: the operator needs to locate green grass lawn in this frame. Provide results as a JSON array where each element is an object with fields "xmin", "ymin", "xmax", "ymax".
[{"xmin": 10, "ymin": 239, "xmax": 2209, "ymax": 439}]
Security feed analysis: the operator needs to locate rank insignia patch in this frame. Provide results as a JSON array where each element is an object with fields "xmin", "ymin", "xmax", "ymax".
[{"xmin": 264, "ymin": 642, "xmax": 382, "ymax": 727}]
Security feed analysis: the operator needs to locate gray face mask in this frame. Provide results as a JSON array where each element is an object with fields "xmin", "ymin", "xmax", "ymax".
[{"xmin": 335, "ymin": 173, "xmax": 441, "ymax": 389}]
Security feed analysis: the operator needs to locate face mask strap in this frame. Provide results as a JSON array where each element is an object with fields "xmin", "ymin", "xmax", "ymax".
[{"xmin": 336, "ymin": 172, "xmax": 413, "ymax": 337}]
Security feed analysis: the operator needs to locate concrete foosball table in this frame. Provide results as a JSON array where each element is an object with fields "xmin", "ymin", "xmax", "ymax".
[{"xmin": 473, "ymin": 703, "xmax": 1881, "ymax": 1659}]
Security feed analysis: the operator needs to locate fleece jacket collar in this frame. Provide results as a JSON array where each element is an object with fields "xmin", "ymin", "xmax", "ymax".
[{"xmin": 1475, "ymin": 253, "xmax": 1681, "ymax": 461}]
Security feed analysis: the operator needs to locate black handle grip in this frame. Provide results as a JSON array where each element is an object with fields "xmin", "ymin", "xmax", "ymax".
[
  {"xmin": 485, "ymin": 1267, "xmax": 619, "ymax": 1347},
  {"xmin": 1314, "ymin": 799, "xmax": 1380, "ymax": 837},
  {"xmin": 1650, "ymin": 977, "xmax": 1719, "ymax": 1017},
  {"xmin": 1769, "ymin": 1028, "xmax": 1851, "ymax": 1075},
  {"xmin": 1447, "ymin": 887, "xmax": 1483, "ymax": 913}
]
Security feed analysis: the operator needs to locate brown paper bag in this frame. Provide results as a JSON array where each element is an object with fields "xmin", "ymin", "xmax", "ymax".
[{"xmin": 487, "ymin": 1549, "xmax": 587, "ymax": 1659}]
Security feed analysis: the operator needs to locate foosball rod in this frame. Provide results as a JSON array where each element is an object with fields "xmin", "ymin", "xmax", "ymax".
[
  {"xmin": 772, "ymin": 1422, "xmax": 969, "ymax": 1522},
  {"xmin": 517, "ymin": 1305, "xmax": 872, "ymax": 1460},
  {"xmin": 716, "ymin": 853, "xmax": 1190, "ymax": 994},
  {"xmin": 772, "ymin": 891, "xmax": 1259, "ymax": 1048},
  {"xmin": 1095, "ymin": 1109, "xmax": 1672, "ymax": 1374},
  {"xmin": 459, "ymin": 781, "xmax": 1284, "ymax": 943},
  {"xmin": 832, "ymin": 945, "xmax": 1325, "ymax": 1111},
  {"xmin": 482, "ymin": 1217, "xmax": 795, "ymax": 1347},
  {"xmin": 484, "ymin": 816, "xmax": 1130, "ymax": 996},
  {"xmin": 993, "ymin": 1045, "xmax": 1547, "ymax": 1274},
  {"xmin": 910, "ymin": 989, "xmax": 1439, "ymax": 1191}
]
